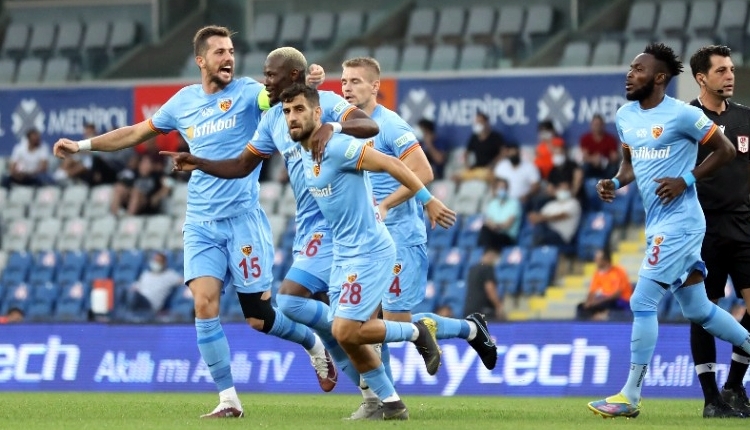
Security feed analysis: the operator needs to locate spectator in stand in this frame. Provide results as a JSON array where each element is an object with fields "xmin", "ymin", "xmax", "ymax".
[
  {"xmin": 576, "ymin": 248, "xmax": 632, "ymax": 320},
  {"xmin": 528, "ymin": 181, "xmax": 581, "ymax": 247},
  {"xmin": 54, "ymin": 123, "xmax": 96, "ymax": 185},
  {"xmin": 455, "ymin": 111, "xmax": 506, "ymax": 181},
  {"xmin": 478, "ymin": 177, "xmax": 522, "ymax": 251},
  {"xmin": 2, "ymin": 128, "xmax": 54, "ymax": 188},
  {"xmin": 493, "ymin": 143, "xmax": 540, "ymax": 206},
  {"xmin": 415, "ymin": 118, "xmax": 446, "ymax": 179},
  {"xmin": 0, "ymin": 307, "xmax": 25, "ymax": 324},
  {"xmin": 548, "ymin": 143, "xmax": 585, "ymax": 206},
  {"xmin": 463, "ymin": 247, "xmax": 504, "ymax": 320},
  {"xmin": 534, "ymin": 120, "xmax": 566, "ymax": 180},
  {"xmin": 110, "ymin": 154, "xmax": 173, "ymax": 216},
  {"xmin": 127, "ymin": 252, "xmax": 184, "ymax": 314},
  {"xmin": 579, "ymin": 114, "xmax": 619, "ymax": 179}
]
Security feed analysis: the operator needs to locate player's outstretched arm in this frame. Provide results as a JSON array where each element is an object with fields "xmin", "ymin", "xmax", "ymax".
[
  {"xmin": 597, "ymin": 145, "xmax": 634, "ymax": 203},
  {"xmin": 378, "ymin": 147, "xmax": 434, "ymax": 215},
  {"xmin": 53, "ymin": 120, "xmax": 158, "ymax": 159},
  {"xmin": 654, "ymin": 129, "xmax": 735, "ymax": 204},
  {"xmin": 160, "ymin": 147, "xmax": 264, "ymax": 179},
  {"xmin": 359, "ymin": 146, "xmax": 455, "ymax": 229},
  {"xmin": 311, "ymin": 109, "xmax": 379, "ymax": 162}
]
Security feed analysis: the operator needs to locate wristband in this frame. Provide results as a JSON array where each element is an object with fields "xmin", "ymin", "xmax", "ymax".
[
  {"xmin": 78, "ymin": 139, "xmax": 92, "ymax": 151},
  {"xmin": 611, "ymin": 178, "xmax": 621, "ymax": 189},
  {"xmin": 415, "ymin": 187, "xmax": 433, "ymax": 205},
  {"xmin": 328, "ymin": 122, "xmax": 342, "ymax": 133},
  {"xmin": 681, "ymin": 171, "xmax": 696, "ymax": 187}
]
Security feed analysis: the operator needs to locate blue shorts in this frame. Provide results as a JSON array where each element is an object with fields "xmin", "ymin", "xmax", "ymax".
[
  {"xmin": 329, "ymin": 250, "xmax": 396, "ymax": 322},
  {"xmin": 183, "ymin": 208, "xmax": 274, "ymax": 294},
  {"xmin": 382, "ymin": 244, "xmax": 428, "ymax": 313},
  {"xmin": 639, "ymin": 231, "xmax": 707, "ymax": 288},
  {"xmin": 285, "ymin": 229, "xmax": 333, "ymax": 295}
]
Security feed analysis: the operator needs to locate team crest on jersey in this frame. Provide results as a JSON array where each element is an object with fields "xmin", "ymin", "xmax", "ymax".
[
  {"xmin": 312, "ymin": 163, "xmax": 320, "ymax": 177},
  {"xmin": 218, "ymin": 98, "xmax": 233, "ymax": 112},
  {"xmin": 653, "ymin": 235, "xmax": 664, "ymax": 246},
  {"xmin": 393, "ymin": 263, "xmax": 402, "ymax": 275},
  {"xmin": 347, "ymin": 273, "xmax": 358, "ymax": 283},
  {"xmin": 312, "ymin": 232, "xmax": 324, "ymax": 240},
  {"xmin": 365, "ymin": 140, "xmax": 374, "ymax": 148},
  {"xmin": 241, "ymin": 245, "xmax": 253, "ymax": 256},
  {"xmin": 738, "ymin": 136, "xmax": 749, "ymax": 153},
  {"xmin": 651, "ymin": 125, "xmax": 664, "ymax": 139}
]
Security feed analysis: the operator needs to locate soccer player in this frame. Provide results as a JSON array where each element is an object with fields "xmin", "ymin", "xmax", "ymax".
[
  {"xmin": 587, "ymin": 42, "xmax": 750, "ymax": 419},
  {"xmin": 53, "ymin": 26, "xmax": 331, "ymax": 419},
  {"xmin": 688, "ymin": 45, "xmax": 750, "ymax": 418},
  {"xmin": 340, "ymin": 57, "xmax": 498, "ymax": 418},
  {"xmin": 282, "ymin": 82, "xmax": 454, "ymax": 420},
  {"xmin": 161, "ymin": 46, "xmax": 385, "ymax": 397}
]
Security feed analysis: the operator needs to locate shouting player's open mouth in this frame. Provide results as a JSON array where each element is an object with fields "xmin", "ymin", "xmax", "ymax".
[{"xmin": 218, "ymin": 64, "xmax": 232, "ymax": 79}]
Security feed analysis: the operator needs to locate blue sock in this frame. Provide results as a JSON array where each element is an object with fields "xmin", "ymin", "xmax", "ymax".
[
  {"xmin": 412, "ymin": 312, "xmax": 470, "ymax": 339},
  {"xmin": 674, "ymin": 282, "xmax": 750, "ymax": 353},
  {"xmin": 621, "ymin": 277, "xmax": 664, "ymax": 404},
  {"xmin": 361, "ymin": 363, "xmax": 396, "ymax": 401},
  {"xmin": 381, "ymin": 343, "xmax": 394, "ymax": 384},
  {"xmin": 318, "ymin": 329, "xmax": 361, "ymax": 387},
  {"xmin": 195, "ymin": 317, "xmax": 234, "ymax": 392},
  {"xmin": 382, "ymin": 320, "xmax": 415, "ymax": 343},
  {"xmin": 268, "ymin": 308, "xmax": 317, "ymax": 350},
  {"xmin": 276, "ymin": 294, "xmax": 332, "ymax": 333}
]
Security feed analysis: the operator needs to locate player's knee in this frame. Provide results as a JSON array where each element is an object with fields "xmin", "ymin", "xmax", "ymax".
[
  {"xmin": 680, "ymin": 298, "xmax": 713, "ymax": 324},
  {"xmin": 191, "ymin": 291, "xmax": 220, "ymax": 318},
  {"xmin": 629, "ymin": 278, "xmax": 665, "ymax": 313},
  {"xmin": 331, "ymin": 321, "xmax": 358, "ymax": 347},
  {"xmin": 237, "ymin": 291, "xmax": 276, "ymax": 333},
  {"xmin": 275, "ymin": 293, "xmax": 304, "ymax": 318}
]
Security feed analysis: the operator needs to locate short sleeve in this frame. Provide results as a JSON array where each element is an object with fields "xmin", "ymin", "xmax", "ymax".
[
  {"xmin": 330, "ymin": 137, "xmax": 368, "ymax": 171},
  {"xmin": 246, "ymin": 110, "xmax": 276, "ymax": 157},
  {"xmin": 320, "ymin": 91, "xmax": 356, "ymax": 123},
  {"xmin": 381, "ymin": 117, "xmax": 420, "ymax": 161},
  {"xmin": 681, "ymin": 104, "xmax": 717, "ymax": 144},
  {"xmin": 149, "ymin": 93, "xmax": 180, "ymax": 134}
]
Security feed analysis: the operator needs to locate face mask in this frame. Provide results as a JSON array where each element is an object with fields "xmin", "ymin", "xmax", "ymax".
[
  {"xmin": 413, "ymin": 128, "xmax": 424, "ymax": 141},
  {"xmin": 496, "ymin": 189, "xmax": 507, "ymax": 199},
  {"xmin": 509, "ymin": 154, "xmax": 520, "ymax": 165},
  {"xmin": 552, "ymin": 153, "xmax": 565, "ymax": 166},
  {"xmin": 149, "ymin": 261, "xmax": 165, "ymax": 273},
  {"xmin": 556, "ymin": 190, "xmax": 571, "ymax": 200},
  {"xmin": 539, "ymin": 131, "xmax": 553, "ymax": 141},
  {"xmin": 472, "ymin": 123, "xmax": 484, "ymax": 135}
]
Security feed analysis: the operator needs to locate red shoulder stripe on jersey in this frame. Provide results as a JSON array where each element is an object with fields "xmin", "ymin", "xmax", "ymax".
[
  {"xmin": 356, "ymin": 144, "xmax": 369, "ymax": 170},
  {"xmin": 699, "ymin": 123, "xmax": 718, "ymax": 145},
  {"xmin": 341, "ymin": 106, "xmax": 357, "ymax": 122},
  {"xmin": 147, "ymin": 119, "xmax": 169, "ymax": 135},
  {"xmin": 246, "ymin": 143, "xmax": 271, "ymax": 159},
  {"xmin": 399, "ymin": 142, "xmax": 421, "ymax": 160}
]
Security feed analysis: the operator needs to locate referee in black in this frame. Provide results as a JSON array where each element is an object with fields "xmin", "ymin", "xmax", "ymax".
[{"xmin": 689, "ymin": 45, "xmax": 750, "ymax": 418}]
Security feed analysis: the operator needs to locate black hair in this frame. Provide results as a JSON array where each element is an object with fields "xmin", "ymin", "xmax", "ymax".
[
  {"xmin": 643, "ymin": 42, "xmax": 683, "ymax": 84},
  {"xmin": 538, "ymin": 119, "xmax": 555, "ymax": 131},
  {"xmin": 476, "ymin": 111, "xmax": 489, "ymax": 122},
  {"xmin": 689, "ymin": 44, "xmax": 732, "ymax": 78},
  {"xmin": 417, "ymin": 118, "xmax": 435, "ymax": 133},
  {"xmin": 279, "ymin": 83, "xmax": 320, "ymax": 106}
]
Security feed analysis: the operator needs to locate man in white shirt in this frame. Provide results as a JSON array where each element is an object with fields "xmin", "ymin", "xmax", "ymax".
[
  {"xmin": 528, "ymin": 181, "xmax": 581, "ymax": 246},
  {"xmin": 492, "ymin": 144, "xmax": 540, "ymax": 205},
  {"xmin": 2, "ymin": 128, "xmax": 54, "ymax": 188},
  {"xmin": 127, "ymin": 252, "xmax": 183, "ymax": 313}
]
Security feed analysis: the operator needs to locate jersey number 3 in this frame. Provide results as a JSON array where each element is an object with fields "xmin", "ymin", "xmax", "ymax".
[{"xmin": 648, "ymin": 245, "xmax": 660, "ymax": 266}]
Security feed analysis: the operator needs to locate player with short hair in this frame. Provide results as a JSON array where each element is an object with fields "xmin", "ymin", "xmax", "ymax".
[
  {"xmin": 688, "ymin": 44, "xmax": 750, "ymax": 418},
  {"xmin": 282, "ymin": 82, "xmax": 454, "ymax": 420},
  {"xmin": 161, "ymin": 46, "xmax": 387, "ymax": 398},
  {"xmin": 340, "ymin": 56, "xmax": 498, "ymax": 418},
  {"xmin": 53, "ymin": 26, "xmax": 330, "ymax": 419},
  {"xmin": 587, "ymin": 42, "xmax": 750, "ymax": 419}
]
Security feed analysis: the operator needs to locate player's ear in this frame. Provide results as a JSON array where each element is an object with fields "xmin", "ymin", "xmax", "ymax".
[
  {"xmin": 195, "ymin": 56, "xmax": 204, "ymax": 70},
  {"xmin": 372, "ymin": 79, "xmax": 381, "ymax": 95}
]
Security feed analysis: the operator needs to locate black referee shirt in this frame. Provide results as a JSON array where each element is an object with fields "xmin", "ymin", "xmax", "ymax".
[{"xmin": 690, "ymin": 99, "xmax": 750, "ymax": 216}]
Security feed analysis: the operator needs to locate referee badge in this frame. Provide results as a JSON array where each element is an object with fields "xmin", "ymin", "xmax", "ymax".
[{"xmin": 738, "ymin": 136, "xmax": 748, "ymax": 153}]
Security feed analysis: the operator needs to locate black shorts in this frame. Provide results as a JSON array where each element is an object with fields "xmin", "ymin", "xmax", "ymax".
[{"xmin": 701, "ymin": 232, "xmax": 750, "ymax": 300}]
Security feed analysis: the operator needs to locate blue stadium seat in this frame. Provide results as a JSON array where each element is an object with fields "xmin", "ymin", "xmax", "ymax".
[
  {"xmin": 602, "ymin": 183, "xmax": 634, "ymax": 227},
  {"xmin": 1, "ymin": 251, "xmax": 33, "ymax": 284},
  {"xmin": 33, "ymin": 281, "xmax": 60, "ymax": 303},
  {"xmin": 26, "ymin": 299, "xmax": 54, "ymax": 321},
  {"xmin": 272, "ymin": 249, "xmax": 291, "ymax": 282},
  {"xmin": 83, "ymin": 250, "xmax": 115, "ymax": 283},
  {"xmin": 56, "ymin": 251, "xmax": 88, "ymax": 284},
  {"xmin": 2, "ymin": 282, "xmax": 32, "ymax": 314},
  {"xmin": 576, "ymin": 212, "xmax": 614, "ymax": 261},
  {"xmin": 412, "ymin": 280, "xmax": 438, "ymax": 314},
  {"xmin": 438, "ymin": 280, "xmax": 467, "ymax": 318},
  {"xmin": 529, "ymin": 245, "xmax": 559, "ymax": 281},
  {"xmin": 167, "ymin": 285, "xmax": 194, "ymax": 322},
  {"xmin": 115, "ymin": 249, "xmax": 145, "ymax": 272},
  {"xmin": 455, "ymin": 214, "xmax": 483, "ymax": 249},
  {"xmin": 432, "ymin": 247, "xmax": 465, "ymax": 285},
  {"xmin": 495, "ymin": 246, "xmax": 528, "ymax": 296},
  {"xmin": 112, "ymin": 266, "xmax": 140, "ymax": 284},
  {"xmin": 461, "ymin": 247, "xmax": 485, "ymax": 281},
  {"xmin": 427, "ymin": 214, "xmax": 461, "ymax": 250},
  {"xmin": 629, "ymin": 184, "xmax": 645, "ymax": 225},
  {"xmin": 168, "ymin": 249, "xmax": 184, "ymax": 273},
  {"xmin": 28, "ymin": 250, "xmax": 58, "ymax": 286},
  {"xmin": 520, "ymin": 265, "xmax": 551, "ymax": 296},
  {"xmin": 517, "ymin": 221, "xmax": 535, "ymax": 249},
  {"xmin": 583, "ymin": 178, "xmax": 603, "ymax": 212}
]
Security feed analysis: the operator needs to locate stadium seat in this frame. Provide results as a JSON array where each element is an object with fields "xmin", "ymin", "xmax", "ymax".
[
  {"xmin": 717, "ymin": 0, "xmax": 748, "ymax": 50},
  {"xmin": 83, "ymin": 250, "xmax": 114, "ymax": 283},
  {"xmin": 520, "ymin": 264, "xmax": 551, "ymax": 296},
  {"xmin": 465, "ymin": 5, "xmax": 496, "ymax": 44},
  {"xmin": 43, "ymin": 56, "xmax": 72, "ymax": 83},
  {"xmin": 438, "ymin": 280, "xmax": 467, "ymax": 318},
  {"xmin": 559, "ymin": 41, "xmax": 591, "ymax": 67},
  {"xmin": 276, "ymin": 183, "xmax": 297, "ymax": 218},
  {"xmin": 624, "ymin": 2, "xmax": 659, "ymax": 38},
  {"xmin": 249, "ymin": 13, "xmax": 280, "ymax": 50},
  {"xmin": 454, "ymin": 180, "xmax": 487, "ymax": 215},
  {"xmin": 686, "ymin": 0, "xmax": 719, "ymax": 37},
  {"xmin": 529, "ymin": 245, "xmax": 559, "ymax": 281},
  {"xmin": 399, "ymin": 44, "xmax": 429, "ymax": 72},
  {"xmin": 165, "ymin": 216, "xmax": 185, "ymax": 250},
  {"xmin": 684, "ymin": 37, "xmax": 717, "ymax": 61},
  {"xmin": 590, "ymin": 40, "xmax": 622, "ymax": 66},
  {"xmin": 428, "ymin": 45, "xmax": 459, "ymax": 71},
  {"xmin": 432, "ymin": 247, "xmax": 465, "ymax": 285},
  {"xmin": 428, "ymin": 179, "xmax": 456, "ymax": 207},
  {"xmin": 373, "ymin": 45, "xmax": 400, "ymax": 72},
  {"xmin": 427, "ymin": 215, "xmax": 460, "ymax": 251},
  {"xmin": 83, "ymin": 184, "xmax": 113, "ymax": 218},
  {"xmin": 655, "ymin": 1, "xmax": 688, "ymax": 38},
  {"xmin": 344, "ymin": 46, "xmax": 371, "ymax": 61},
  {"xmin": 307, "ymin": 11, "xmax": 336, "ymax": 49},
  {"xmin": 166, "ymin": 286, "xmax": 194, "ymax": 322},
  {"xmin": 406, "ymin": 7, "xmax": 437, "ymax": 44},
  {"xmin": 56, "ymin": 184, "xmax": 89, "ymax": 217},
  {"xmin": 26, "ymin": 298, "xmax": 54, "ymax": 321},
  {"xmin": 114, "ymin": 249, "xmax": 145, "ymax": 273},
  {"xmin": 621, "ymin": 38, "xmax": 652, "ymax": 65},
  {"xmin": 28, "ymin": 250, "xmax": 58, "ymax": 286},
  {"xmin": 459, "ymin": 44, "xmax": 489, "ymax": 70},
  {"xmin": 522, "ymin": 4, "xmax": 554, "ymax": 50},
  {"xmin": 32, "ymin": 281, "xmax": 61, "ymax": 304},
  {"xmin": 240, "ymin": 51, "xmax": 266, "ymax": 76},
  {"xmin": 0, "ymin": 58, "xmax": 17, "ymax": 84},
  {"xmin": 365, "ymin": 10, "xmax": 388, "ymax": 33},
  {"xmin": 278, "ymin": 13, "xmax": 308, "ymax": 48},
  {"xmin": 111, "ymin": 216, "xmax": 145, "ymax": 251},
  {"xmin": 435, "ymin": 6, "xmax": 466, "ymax": 44},
  {"xmin": 168, "ymin": 249, "xmax": 184, "ymax": 274},
  {"xmin": 2, "ymin": 282, "xmax": 32, "ymax": 315},
  {"xmin": 456, "ymin": 214, "xmax": 483, "ymax": 249},
  {"xmin": 1, "ymin": 22, "xmax": 30, "ymax": 58},
  {"xmin": 28, "ymin": 218, "xmax": 62, "ymax": 253},
  {"xmin": 57, "ymin": 218, "xmax": 89, "ymax": 252},
  {"xmin": 576, "ymin": 212, "xmax": 614, "ymax": 261},
  {"xmin": 0, "ymin": 251, "xmax": 32, "ymax": 285},
  {"xmin": 56, "ymin": 250, "xmax": 88, "ymax": 285},
  {"xmin": 29, "ymin": 22, "xmax": 56, "ymax": 57},
  {"xmin": 55, "ymin": 281, "xmax": 89, "ymax": 321},
  {"xmin": 495, "ymin": 246, "xmax": 528, "ymax": 296},
  {"xmin": 2, "ymin": 219, "xmax": 34, "ymax": 252},
  {"xmin": 336, "ymin": 10, "xmax": 365, "ymax": 42},
  {"xmin": 0, "ymin": 251, "xmax": 7, "ymax": 275},
  {"xmin": 272, "ymin": 249, "xmax": 290, "ymax": 282},
  {"xmin": 267, "ymin": 214, "xmax": 287, "ymax": 248},
  {"xmin": 4, "ymin": 186, "xmax": 35, "ymax": 220},
  {"xmin": 83, "ymin": 216, "xmax": 116, "ymax": 251},
  {"xmin": 412, "ymin": 280, "xmax": 438, "ymax": 314},
  {"xmin": 137, "ymin": 215, "xmax": 171, "ymax": 251},
  {"xmin": 461, "ymin": 247, "xmax": 485, "ymax": 281},
  {"xmin": 55, "ymin": 21, "xmax": 84, "ymax": 58},
  {"xmin": 259, "ymin": 181, "xmax": 283, "ymax": 215},
  {"xmin": 495, "ymin": 5, "xmax": 525, "ymax": 56},
  {"xmin": 109, "ymin": 20, "xmax": 139, "ymax": 56},
  {"xmin": 222, "ymin": 294, "xmax": 246, "ymax": 322},
  {"xmin": 629, "ymin": 186, "xmax": 645, "ymax": 225}
]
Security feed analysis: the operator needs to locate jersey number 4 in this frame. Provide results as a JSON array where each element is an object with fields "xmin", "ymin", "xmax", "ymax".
[
  {"xmin": 239, "ymin": 257, "xmax": 261, "ymax": 279},
  {"xmin": 389, "ymin": 276, "xmax": 401, "ymax": 297}
]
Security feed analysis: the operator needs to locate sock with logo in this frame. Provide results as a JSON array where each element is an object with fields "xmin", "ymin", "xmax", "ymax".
[
  {"xmin": 674, "ymin": 282, "xmax": 750, "ymax": 354},
  {"xmin": 361, "ymin": 363, "xmax": 397, "ymax": 401},
  {"xmin": 621, "ymin": 277, "xmax": 664, "ymax": 404},
  {"xmin": 726, "ymin": 311, "xmax": 750, "ymax": 389},
  {"xmin": 195, "ymin": 317, "xmax": 234, "ymax": 392},
  {"xmin": 691, "ymin": 321, "xmax": 720, "ymax": 403},
  {"xmin": 412, "ymin": 312, "xmax": 471, "ymax": 339},
  {"xmin": 268, "ymin": 308, "xmax": 317, "ymax": 350}
]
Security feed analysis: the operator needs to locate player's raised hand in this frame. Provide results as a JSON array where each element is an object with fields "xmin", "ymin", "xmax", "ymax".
[
  {"xmin": 310, "ymin": 124, "xmax": 333, "ymax": 163},
  {"xmin": 654, "ymin": 177, "xmax": 687, "ymax": 205},
  {"xmin": 424, "ymin": 198, "xmax": 457, "ymax": 229},
  {"xmin": 53, "ymin": 138, "xmax": 80, "ymax": 159},
  {"xmin": 596, "ymin": 179, "xmax": 616, "ymax": 203},
  {"xmin": 306, "ymin": 64, "xmax": 325, "ymax": 88},
  {"xmin": 160, "ymin": 151, "xmax": 200, "ymax": 172}
]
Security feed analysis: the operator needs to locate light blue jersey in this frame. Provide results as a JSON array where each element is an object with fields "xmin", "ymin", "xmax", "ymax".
[
  {"xmin": 150, "ymin": 77, "xmax": 266, "ymax": 223},
  {"xmin": 368, "ymin": 104, "xmax": 427, "ymax": 247},
  {"xmin": 616, "ymin": 96, "xmax": 717, "ymax": 237},
  {"xmin": 301, "ymin": 135, "xmax": 395, "ymax": 263},
  {"xmin": 247, "ymin": 91, "xmax": 356, "ymax": 253}
]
